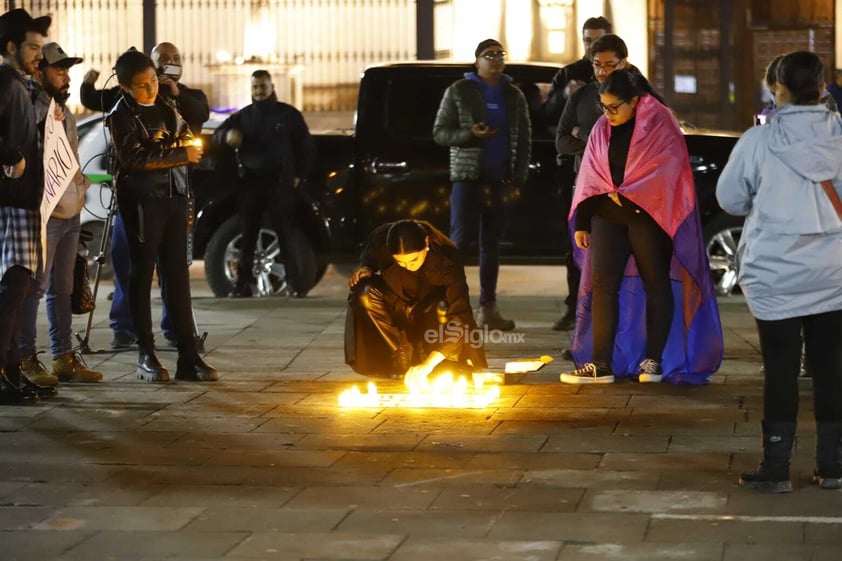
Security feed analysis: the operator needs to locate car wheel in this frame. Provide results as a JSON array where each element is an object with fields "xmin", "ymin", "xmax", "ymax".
[
  {"xmin": 204, "ymin": 216, "xmax": 318, "ymax": 297},
  {"xmin": 703, "ymin": 213, "xmax": 743, "ymax": 297},
  {"xmin": 79, "ymin": 220, "xmax": 113, "ymax": 280}
]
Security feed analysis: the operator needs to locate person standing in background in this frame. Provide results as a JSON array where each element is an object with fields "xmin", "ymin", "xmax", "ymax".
[{"xmin": 433, "ymin": 38, "xmax": 531, "ymax": 332}]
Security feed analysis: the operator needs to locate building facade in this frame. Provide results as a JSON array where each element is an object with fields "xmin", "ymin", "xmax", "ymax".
[{"xmin": 4, "ymin": 0, "xmax": 839, "ymax": 129}]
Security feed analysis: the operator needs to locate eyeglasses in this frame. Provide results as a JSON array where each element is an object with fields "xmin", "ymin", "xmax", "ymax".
[
  {"xmin": 597, "ymin": 100, "xmax": 629, "ymax": 115},
  {"xmin": 481, "ymin": 51, "xmax": 507, "ymax": 60},
  {"xmin": 592, "ymin": 60, "xmax": 621, "ymax": 73}
]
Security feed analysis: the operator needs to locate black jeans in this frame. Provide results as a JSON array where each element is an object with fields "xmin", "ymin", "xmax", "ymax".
[
  {"xmin": 559, "ymin": 181, "xmax": 580, "ymax": 309},
  {"xmin": 590, "ymin": 212, "xmax": 674, "ymax": 368},
  {"xmin": 756, "ymin": 310, "xmax": 842, "ymax": 423},
  {"xmin": 0, "ymin": 266, "xmax": 31, "ymax": 369},
  {"xmin": 118, "ymin": 194, "xmax": 196, "ymax": 356},
  {"xmin": 236, "ymin": 173, "xmax": 304, "ymax": 292}
]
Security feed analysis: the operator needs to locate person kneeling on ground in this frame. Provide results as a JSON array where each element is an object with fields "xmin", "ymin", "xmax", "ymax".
[{"xmin": 345, "ymin": 219, "xmax": 488, "ymax": 386}]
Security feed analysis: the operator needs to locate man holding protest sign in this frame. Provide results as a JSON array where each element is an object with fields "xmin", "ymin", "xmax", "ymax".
[
  {"xmin": 0, "ymin": 8, "xmax": 51, "ymax": 404},
  {"xmin": 18, "ymin": 42, "xmax": 103, "ymax": 387}
]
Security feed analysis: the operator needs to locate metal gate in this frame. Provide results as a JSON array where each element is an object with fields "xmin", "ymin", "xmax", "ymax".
[{"xmin": 4, "ymin": 0, "xmax": 416, "ymax": 112}]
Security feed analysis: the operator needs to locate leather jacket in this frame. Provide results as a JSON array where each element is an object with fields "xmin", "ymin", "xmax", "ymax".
[
  {"xmin": 0, "ymin": 64, "xmax": 42, "ymax": 209},
  {"xmin": 107, "ymin": 93, "xmax": 192, "ymax": 200}
]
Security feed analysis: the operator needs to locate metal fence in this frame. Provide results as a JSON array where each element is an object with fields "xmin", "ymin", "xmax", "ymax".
[{"xmin": 5, "ymin": 0, "xmax": 417, "ymax": 112}]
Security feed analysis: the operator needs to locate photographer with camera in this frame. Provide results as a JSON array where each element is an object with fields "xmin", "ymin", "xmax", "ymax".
[{"xmin": 80, "ymin": 42, "xmax": 209, "ymax": 351}]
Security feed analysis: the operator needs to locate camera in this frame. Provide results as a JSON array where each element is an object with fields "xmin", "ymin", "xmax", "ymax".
[{"xmin": 158, "ymin": 64, "xmax": 181, "ymax": 78}]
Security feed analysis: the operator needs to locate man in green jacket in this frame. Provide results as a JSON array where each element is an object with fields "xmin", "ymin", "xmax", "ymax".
[{"xmin": 433, "ymin": 39, "xmax": 531, "ymax": 331}]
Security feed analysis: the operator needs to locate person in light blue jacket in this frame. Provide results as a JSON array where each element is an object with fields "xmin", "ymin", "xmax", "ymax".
[{"xmin": 716, "ymin": 51, "xmax": 842, "ymax": 493}]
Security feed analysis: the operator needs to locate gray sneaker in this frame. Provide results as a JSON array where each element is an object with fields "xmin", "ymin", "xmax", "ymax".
[
  {"xmin": 560, "ymin": 362, "xmax": 614, "ymax": 384},
  {"xmin": 637, "ymin": 358, "xmax": 663, "ymax": 383}
]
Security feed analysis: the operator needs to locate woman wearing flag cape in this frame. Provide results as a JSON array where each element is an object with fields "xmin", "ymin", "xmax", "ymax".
[{"xmin": 560, "ymin": 69, "xmax": 723, "ymax": 384}]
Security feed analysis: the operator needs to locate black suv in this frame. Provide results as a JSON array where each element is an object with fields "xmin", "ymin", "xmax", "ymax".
[{"xmin": 81, "ymin": 63, "xmax": 744, "ymax": 298}]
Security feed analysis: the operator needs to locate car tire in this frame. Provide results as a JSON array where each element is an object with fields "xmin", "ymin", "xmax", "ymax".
[
  {"xmin": 204, "ymin": 216, "xmax": 318, "ymax": 297},
  {"xmin": 703, "ymin": 213, "xmax": 743, "ymax": 297},
  {"xmin": 79, "ymin": 220, "xmax": 113, "ymax": 281}
]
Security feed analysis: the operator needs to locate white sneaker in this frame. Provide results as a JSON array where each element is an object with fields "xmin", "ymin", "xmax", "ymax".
[
  {"xmin": 560, "ymin": 362, "xmax": 614, "ymax": 384},
  {"xmin": 637, "ymin": 358, "xmax": 663, "ymax": 383}
]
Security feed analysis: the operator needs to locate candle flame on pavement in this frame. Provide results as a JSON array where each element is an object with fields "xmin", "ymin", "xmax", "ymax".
[{"xmin": 338, "ymin": 371, "xmax": 501, "ymax": 409}]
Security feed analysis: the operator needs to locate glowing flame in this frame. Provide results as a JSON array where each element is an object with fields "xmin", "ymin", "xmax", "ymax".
[{"xmin": 338, "ymin": 372, "xmax": 501, "ymax": 409}]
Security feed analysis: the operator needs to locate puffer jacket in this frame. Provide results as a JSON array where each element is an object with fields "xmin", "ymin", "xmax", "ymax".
[
  {"xmin": 34, "ymin": 90, "xmax": 90, "ymax": 219},
  {"xmin": 106, "ymin": 93, "xmax": 192, "ymax": 200},
  {"xmin": 716, "ymin": 104, "xmax": 842, "ymax": 320},
  {"xmin": 432, "ymin": 73, "xmax": 531, "ymax": 187}
]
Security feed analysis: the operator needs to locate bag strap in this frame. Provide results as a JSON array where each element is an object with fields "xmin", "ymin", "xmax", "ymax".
[{"xmin": 820, "ymin": 180, "xmax": 842, "ymax": 219}]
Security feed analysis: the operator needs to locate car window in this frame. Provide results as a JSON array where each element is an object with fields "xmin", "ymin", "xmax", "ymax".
[
  {"xmin": 384, "ymin": 74, "xmax": 554, "ymax": 142},
  {"xmin": 384, "ymin": 75, "xmax": 457, "ymax": 140}
]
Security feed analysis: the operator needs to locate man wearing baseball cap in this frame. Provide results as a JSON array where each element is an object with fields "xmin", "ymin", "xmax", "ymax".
[
  {"xmin": 0, "ymin": 8, "xmax": 52, "ymax": 404},
  {"xmin": 17, "ymin": 42, "xmax": 103, "ymax": 388}
]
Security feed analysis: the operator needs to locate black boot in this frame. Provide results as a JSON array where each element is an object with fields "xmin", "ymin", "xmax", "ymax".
[
  {"xmin": 6, "ymin": 361, "xmax": 56, "ymax": 398},
  {"xmin": 813, "ymin": 422, "xmax": 842, "ymax": 489},
  {"xmin": 137, "ymin": 349, "xmax": 169, "ymax": 382},
  {"xmin": 390, "ymin": 332, "xmax": 414, "ymax": 380},
  {"xmin": 0, "ymin": 368, "xmax": 39, "ymax": 405},
  {"xmin": 739, "ymin": 420, "xmax": 796, "ymax": 493},
  {"xmin": 175, "ymin": 354, "xmax": 218, "ymax": 381}
]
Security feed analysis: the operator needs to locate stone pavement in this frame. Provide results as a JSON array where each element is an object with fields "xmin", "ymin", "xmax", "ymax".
[{"xmin": 1, "ymin": 265, "xmax": 840, "ymax": 561}]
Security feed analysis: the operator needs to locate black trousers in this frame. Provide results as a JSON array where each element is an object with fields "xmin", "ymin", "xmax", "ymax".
[
  {"xmin": 590, "ymin": 212, "xmax": 674, "ymax": 368},
  {"xmin": 0, "ymin": 266, "xmax": 31, "ymax": 369},
  {"xmin": 236, "ymin": 173, "xmax": 305, "ymax": 293},
  {"xmin": 118, "ymin": 194, "xmax": 196, "ymax": 356},
  {"xmin": 345, "ymin": 276, "xmax": 445, "ymax": 377},
  {"xmin": 756, "ymin": 310, "xmax": 842, "ymax": 423},
  {"xmin": 559, "ymin": 181, "xmax": 581, "ymax": 309}
]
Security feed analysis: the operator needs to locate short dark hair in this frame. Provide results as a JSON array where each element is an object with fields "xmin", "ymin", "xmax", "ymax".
[
  {"xmin": 777, "ymin": 51, "xmax": 824, "ymax": 105},
  {"xmin": 114, "ymin": 49, "xmax": 155, "ymax": 86},
  {"xmin": 251, "ymin": 69, "xmax": 271, "ymax": 81},
  {"xmin": 599, "ymin": 68, "xmax": 666, "ymax": 106},
  {"xmin": 582, "ymin": 17, "xmax": 612, "ymax": 34},
  {"xmin": 591, "ymin": 34, "xmax": 628, "ymax": 60}
]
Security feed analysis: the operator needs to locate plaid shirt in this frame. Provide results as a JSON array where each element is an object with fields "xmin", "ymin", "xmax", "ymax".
[{"xmin": 0, "ymin": 206, "xmax": 40, "ymax": 278}]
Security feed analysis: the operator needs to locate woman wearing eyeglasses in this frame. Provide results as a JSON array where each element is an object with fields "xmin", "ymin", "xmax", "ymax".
[{"xmin": 559, "ymin": 69, "xmax": 722, "ymax": 385}]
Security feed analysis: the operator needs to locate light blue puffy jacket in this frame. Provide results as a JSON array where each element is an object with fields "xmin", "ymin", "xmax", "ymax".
[{"xmin": 716, "ymin": 104, "xmax": 842, "ymax": 320}]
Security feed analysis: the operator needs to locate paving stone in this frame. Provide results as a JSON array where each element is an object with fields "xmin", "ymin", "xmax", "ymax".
[
  {"xmin": 32, "ymin": 505, "xmax": 205, "ymax": 531},
  {"xmin": 489, "ymin": 511, "xmax": 650, "ymax": 542},
  {"xmin": 2, "ymin": 482, "xmax": 167, "ymax": 507},
  {"xmin": 543, "ymin": 433, "xmax": 669, "ymax": 453},
  {"xmin": 722, "ymin": 543, "xmax": 815, "ymax": 561},
  {"xmin": 558, "ymin": 542, "xmax": 723, "ymax": 561},
  {"xmin": 646, "ymin": 517, "xmax": 804, "ymax": 544},
  {"xmin": 285, "ymin": 485, "xmax": 438, "ymax": 510},
  {"xmin": 582, "ymin": 489, "xmax": 727, "ymax": 513},
  {"xmin": 337, "ymin": 509, "xmax": 498, "ymax": 537},
  {"xmin": 59, "ymin": 530, "xmax": 249, "ymax": 558},
  {"xmin": 141, "ymin": 484, "xmax": 301, "ymax": 507},
  {"xmin": 522, "ymin": 469, "xmax": 660, "ymax": 490},
  {"xmin": 390, "ymin": 537, "xmax": 562, "ymax": 561},
  {"xmin": 226, "ymin": 531, "xmax": 404, "ymax": 559},
  {"xmin": 430, "ymin": 486, "xmax": 584, "ymax": 512},
  {"xmin": 184, "ymin": 506, "xmax": 350, "ymax": 532},
  {"xmin": 417, "ymin": 434, "xmax": 549, "ymax": 453},
  {"xmin": 0, "ymin": 530, "xmax": 93, "ymax": 558},
  {"xmin": 203, "ymin": 448, "xmax": 345, "ymax": 468},
  {"xmin": 464, "ymin": 452, "xmax": 599, "ymax": 470},
  {"xmin": 600, "ymin": 452, "xmax": 732, "ymax": 471},
  {"xmin": 294, "ymin": 432, "xmax": 424, "ymax": 451},
  {"xmin": 383, "ymin": 468, "xmax": 523, "ymax": 488},
  {"xmin": 333, "ymin": 450, "xmax": 473, "ymax": 470}
]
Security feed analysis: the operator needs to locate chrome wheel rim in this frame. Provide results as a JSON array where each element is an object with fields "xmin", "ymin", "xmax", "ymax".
[
  {"xmin": 706, "ymin": 226, "xmax": 741, "ymax": 296},
  {"xmin": 224, "ymin": 228, "xmax": 287, "ymax": 297}
]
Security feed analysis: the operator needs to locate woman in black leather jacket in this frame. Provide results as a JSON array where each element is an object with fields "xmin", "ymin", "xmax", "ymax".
[{"xmin": 107, "ymin": 49, "xmax": 216, "ymax": 383}]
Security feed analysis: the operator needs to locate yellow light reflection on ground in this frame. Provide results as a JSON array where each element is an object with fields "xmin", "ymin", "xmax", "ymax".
[{"xmin": 338, "ymin": 372, "xmax": 501, "ymax": 409}]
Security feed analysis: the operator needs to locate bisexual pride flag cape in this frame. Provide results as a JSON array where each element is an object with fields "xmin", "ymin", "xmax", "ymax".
[{"xmin": 569, "ymin": 94, "xmax": 723, "ymax": 383}]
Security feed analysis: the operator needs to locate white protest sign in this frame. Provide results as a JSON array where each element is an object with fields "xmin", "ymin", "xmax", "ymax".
[{"xmin": 41, "ymin": 97, "xmax": 79, "ymax": 253}]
